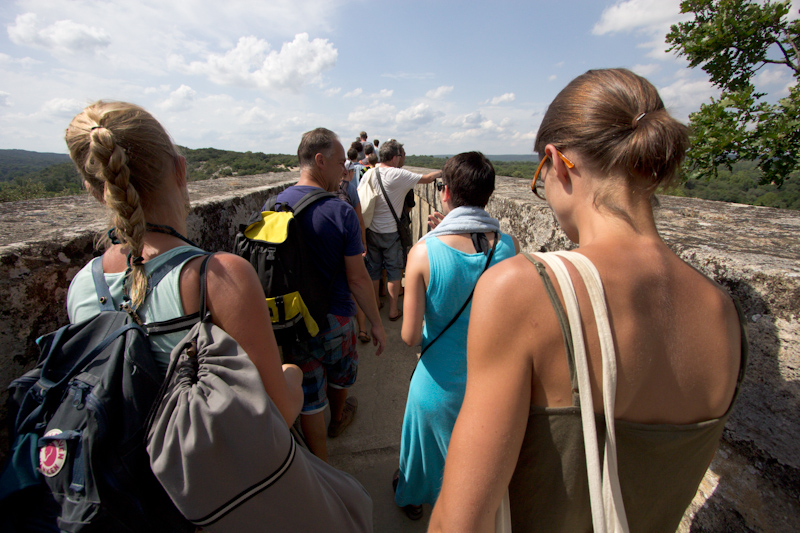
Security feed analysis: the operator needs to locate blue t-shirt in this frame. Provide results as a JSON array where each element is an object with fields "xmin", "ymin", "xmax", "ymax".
[
  {"xmin": 346, "ymin": 179, "xmax": 359, "ymax": 207},
  {"xmin": 276, "ymin": 185, "xmax": 363, "ymax": 317}
]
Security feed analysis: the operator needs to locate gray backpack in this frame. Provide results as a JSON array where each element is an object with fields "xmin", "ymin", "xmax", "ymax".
[{"xmin": 146, "ymin": 254, "xmax": 373, "ymax": 531}]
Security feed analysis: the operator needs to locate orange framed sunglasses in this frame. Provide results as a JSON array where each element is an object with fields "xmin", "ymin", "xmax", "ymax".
[{"xmin": 531, "ymin": 149, "xmax": 575, "ymax": 200}]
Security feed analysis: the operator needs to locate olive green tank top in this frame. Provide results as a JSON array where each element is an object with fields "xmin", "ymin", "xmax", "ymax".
[{"xmin": 508, "ymin": 252, "xmax": 748, "ymax": 533}]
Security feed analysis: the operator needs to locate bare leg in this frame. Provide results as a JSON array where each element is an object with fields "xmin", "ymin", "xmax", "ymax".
[
  {"xmin": 388, "ymin": 280, "xmax": 402, "ymax": 318},
  {"xmin": 328, "ymin": 385, "xmax": 348, "ymax": 422},
  {"xmin": 300, "ymin": 411, "xmax": 328, "ymax": 462},
  {"xmin": 354, "ymin": 296, "xmax": 367, "ymax": 331},
  {"xmin": 372, "ymin": 279, "xmax": 381, "ymax": 308}
]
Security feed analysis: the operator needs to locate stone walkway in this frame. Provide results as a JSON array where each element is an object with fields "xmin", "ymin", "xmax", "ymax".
[{"xmin": 323, "ymin": 295, "xmax": 432, "ymax": 532}]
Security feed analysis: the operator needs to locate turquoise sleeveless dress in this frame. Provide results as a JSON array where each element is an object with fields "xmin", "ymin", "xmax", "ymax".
[{"xmin": 395, "ymin": 233, "xmax": 515, "ymax": 506}]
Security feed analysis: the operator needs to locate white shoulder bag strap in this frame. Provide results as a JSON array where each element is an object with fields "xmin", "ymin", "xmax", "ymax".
[{"xmin": 532, "ymin": 251, "xmax": 629, "ymax": 533}]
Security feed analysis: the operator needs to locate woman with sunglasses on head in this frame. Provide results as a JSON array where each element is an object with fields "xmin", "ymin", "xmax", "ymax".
[
  {"xmin": 430, "ymin": 69, "xmax": 746, "ymax": 532},
  {"xmin": 393, "ymin": 152, "xmax": 519, "ymax": 520}
]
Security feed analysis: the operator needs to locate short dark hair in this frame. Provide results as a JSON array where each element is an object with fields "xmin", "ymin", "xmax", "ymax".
[
  {"xmin": 367, "ymin": 153, "xmax": 378, "ymax": 166},
  {"xmin": 298, "ymin": 127, "xmax": 338, "ymax": 168},
  {"xmin": 360, "ymin": 131, "xmax": 368, "ymax": 140},
  {"xmin": 347, "ymin": 146, "xmax": 359, "ymax": 161},
  {"xmin": 373, "ymin": 139, "xmax": 379, "ymax": 147},
  {"xmin": 364, "ymin": 143, "xmax": 374, "ymax": 155},
  {"xmin": 379, "ymin": 139, "xmax": 403, "ymax": 162},
  {"xmin": 441, "ymin": 151, "xmax": 495, "ymax": 208}
]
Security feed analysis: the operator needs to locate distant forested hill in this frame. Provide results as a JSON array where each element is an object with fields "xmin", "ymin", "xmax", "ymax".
[
  {"xmin": 0, "ymin": 147, "xmax": 299, "ymax": 202},
  {"xmin": 406, "ymin": 155, "xmax": 799, "ymax": 210},
  {"xmin": 3, "ymin": 149, "xmax": 797, "ymax": 209},
  {"xmin": 0, "ymin": 149, "xmax": 71, "ymax": 182}
]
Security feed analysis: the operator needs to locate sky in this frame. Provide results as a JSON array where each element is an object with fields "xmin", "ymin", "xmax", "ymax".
[{"xmin": 0, "ymin": 0, "xmax": 798, "ymax": 156}]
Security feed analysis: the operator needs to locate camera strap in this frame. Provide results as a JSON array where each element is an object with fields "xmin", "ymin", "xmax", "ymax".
[{"xmin": 411, "ymin": 232, "xmax": 499, "ymax": 380}]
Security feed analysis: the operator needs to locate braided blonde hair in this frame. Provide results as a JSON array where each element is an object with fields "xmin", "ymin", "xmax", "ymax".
[{"xmin": 65, "ymin": 101, "xmax": 180, "ymax": 309}]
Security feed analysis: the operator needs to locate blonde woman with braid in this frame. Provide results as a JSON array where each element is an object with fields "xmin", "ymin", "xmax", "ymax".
[
  {"xmin": 65, "ymin": 101, "xmax": 303, "ymax": 427},
  {"xmin": 430, "ymin": 70, "xmax": 746, "ymax": 532}
]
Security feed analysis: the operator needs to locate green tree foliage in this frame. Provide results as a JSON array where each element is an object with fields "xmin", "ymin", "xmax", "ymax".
[
  {"xmin": 0, "ymin": 149, "xmax": 71, "ymax": 182},
  {"xmin": 403, "ymin": 155, "xmax": 446, "ymax": 169},
  {"xmin": 667, "ymin": 160, "xmax": 800, "ymax": 209},
  {"xmin": 666, "ymin": 0, "xmax": 800, "ymax": 187},
  {"xmin": 181, "ymin": 147, "xmax": 297, "ymax": 181},
  {"xmin": 0, "ymin": 162, "xmax": 82, "ymax": 202},
  {"xmin": 0, "ymin": 147, "xmax": 299, "ymax": 202},
  {"xmin": 404, "ymin": 155, "xmax": 536, "ymax": 180}
]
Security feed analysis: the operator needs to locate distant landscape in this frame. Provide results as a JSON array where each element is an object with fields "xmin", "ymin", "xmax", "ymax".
[{"xmin": 0, "ymin": 148, "xmax": 797, "ymax": 210}]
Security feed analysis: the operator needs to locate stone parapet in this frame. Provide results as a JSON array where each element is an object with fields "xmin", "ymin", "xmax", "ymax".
[{"xmin": 1, "ymin": 168, "xmax": 798, "ymax": 531}]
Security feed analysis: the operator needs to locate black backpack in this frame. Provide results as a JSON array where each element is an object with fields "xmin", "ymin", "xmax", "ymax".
[
  {"xmin": 336, "ymin": 178, "xmax": 355, "ymax": 207},
  {"xmin": 0, "ymin": 250, "xmax": 206, "ymax": 532},
  {"xmin": 233, "ymin": 189, "xmax": 334, "ymax": 345}
]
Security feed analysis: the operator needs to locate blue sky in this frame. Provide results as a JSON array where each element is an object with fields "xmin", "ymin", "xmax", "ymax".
[{"xmin": 1, "ymin": 0, "xmax": 798, "ymax": 156}]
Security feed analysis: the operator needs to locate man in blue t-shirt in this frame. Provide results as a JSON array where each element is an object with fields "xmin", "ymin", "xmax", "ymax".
[{"xmin": 277, "ymin": 127, "xmax": 385, "ymax": 462}]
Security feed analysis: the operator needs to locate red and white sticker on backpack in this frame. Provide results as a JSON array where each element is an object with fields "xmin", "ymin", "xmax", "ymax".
[{"xmin": 39, "ymin": 429, "xmax": 67, "ymax": 477}]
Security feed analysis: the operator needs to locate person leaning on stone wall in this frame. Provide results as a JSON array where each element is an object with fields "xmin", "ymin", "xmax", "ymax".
[
  {"xmin": 430, "ymin": 68, "xmax": 747, "ymax": 532},
  {"xmin": 364, "ymin": 139, "xmax": 441, "ymax": 322}
]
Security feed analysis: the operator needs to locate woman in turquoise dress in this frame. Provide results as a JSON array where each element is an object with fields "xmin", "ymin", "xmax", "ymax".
[{"xmin": 394, "ymin": 152, "xmax": 518, "ymax": 519}]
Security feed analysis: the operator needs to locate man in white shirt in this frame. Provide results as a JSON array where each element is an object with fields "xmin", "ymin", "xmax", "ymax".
[{"xmin": 364, "ymin": 140, "xmax": 441, "ymax": 320}]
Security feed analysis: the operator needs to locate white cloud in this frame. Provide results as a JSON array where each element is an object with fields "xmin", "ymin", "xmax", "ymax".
[
  {"xmin": 756, "ymin": 68, "xmax": 790, "ymax": 87},
  {"xmin": 344, "ymin": 88, "xmax": 363, "ymax": 98},
  {"xmin": 460, "ymin": 111, "xmax": 486, "ymax": 127},
  {"xmin": 0, "ymin": 92, "xmax": 10, "ymax": 107},
  {"xmin": 238, "ymin": 106, "xmax": 275, "ymax": 125},
  {"xmin": 489, "ymin": 93, "xmax": 515, "ymax": 105},
  {"xmin": 8, "ymin": 13, "xmax": 111, "ymax": 55},
  {"xmin": 371, "ymin": 89, "xmax": 394, "ymax": 99},
  {"xmin": 632, "ymin": 63, "xmax": 660, "ymax": 77},
  {"xmin": 347, "ymin": 103, "xmax": 397, "ymax": 127},
  {"xmin": 426, "ymin": 85, "xmax": 454, "ymax": 99},
  {"xmin": 144, "ymin": 85, "xmax": 171, "ymax": 95},
  {"xmin": 658, "ymin": 77, "xmax": 719, "ymax": 121},
  {"xmin": 38, "ymin": 98, "xmax": 84, "ymax": 117},
  {"xmin": 396, "ymin": 103, "xmax": 441, "ymax": 127},
  {"xmin": 173, "ymin": 33, "xmax": 337, "ymax": 92},
  {"xmin": 548, "ymin": 75, "xmax": 557, "ymax": 82},
  {"xmin": 160, "ymin": 85, "xmax": 197, "ymax": 112},
  {"xmin": 592, "ymin": 0, "xmax": 690, "ymax": 59},
  {"xmin": 0, "ymin": 53, "xmax": 39, "ymax": 68},
  {"xmin": 592, "ymin": 0, "xmax": 684, "ymax": 35},
  {"xmin": 381, "ymin": 72, "xmax": 435, "ymax": 80},
  {"xmin": 324, "ymin": 87, "xmax": 341, "ymax": 96}
]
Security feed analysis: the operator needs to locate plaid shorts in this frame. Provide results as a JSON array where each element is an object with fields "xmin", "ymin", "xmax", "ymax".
[{"xmin": 282, "ymin": 314, "xmax": 358, "ymax": 414}]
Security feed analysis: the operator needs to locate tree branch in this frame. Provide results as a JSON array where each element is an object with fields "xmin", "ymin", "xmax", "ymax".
[{"xmin": 774, "ymin": 40, "xmax": 800, "ymax": 74}]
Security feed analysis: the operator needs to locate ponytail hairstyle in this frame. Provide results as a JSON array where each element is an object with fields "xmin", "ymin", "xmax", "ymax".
[
  {"xmin": 65, "ymin": 101, "xmax": 180, "ymax": 308},
  {"xmin": 534, "ymin": 69, "xmax": 689, "ymax": 192}
]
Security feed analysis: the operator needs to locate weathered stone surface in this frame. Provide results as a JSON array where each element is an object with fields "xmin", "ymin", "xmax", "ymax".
[{"xmin": 0, "ymin": 169, "xmax": 797, "ymax": 530}]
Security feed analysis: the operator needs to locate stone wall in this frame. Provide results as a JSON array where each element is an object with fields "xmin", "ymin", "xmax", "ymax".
[{"xmin": 1, "ymin": 168, "xmax": 798, "ymax": 531}]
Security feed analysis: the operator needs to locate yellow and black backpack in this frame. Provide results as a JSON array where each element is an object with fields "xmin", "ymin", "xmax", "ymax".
[{"xmin": 233, "ymin": 190, "xmax": 333, "ymax": 345}]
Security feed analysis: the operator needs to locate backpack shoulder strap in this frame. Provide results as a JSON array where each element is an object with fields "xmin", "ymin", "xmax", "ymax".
[
  {"xmin": 292, "ymin": 189, "xmax": 335, "ymax": 216},
  {"xmin": 143, "ymin": 249, "xmax": 210, "ymax": 335},
  {"xmin": 91, "ymin": 256, "xmax": 115, "ymax": 311},
  {"xmin": 375, "ymin": 167, "xmax": 403, "ymax": 227}
]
